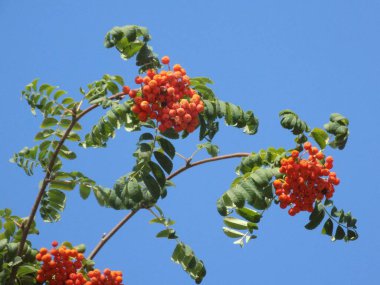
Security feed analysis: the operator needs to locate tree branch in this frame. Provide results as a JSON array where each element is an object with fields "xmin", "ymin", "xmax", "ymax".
[
  {"xmin": 9, "ymin": 92, "xmax": 127, "ymax": 284},
  {"xmin": 16, "ymin": 118, "xmax": 78, "ymax": 256},
  {"xmin": 76, "ymin": 92, "xmax": 125, "ymax": 120},
  {"xmin": 167, "ymin": 152, "xmax": 251, "ymax": 180},
  {"xmin": 87, "ymin": 209, "xmax": 139, "ymax": 260},
  {"xmin": 87, "ymin": 152, "xmax": 251, "ymax": 260}
]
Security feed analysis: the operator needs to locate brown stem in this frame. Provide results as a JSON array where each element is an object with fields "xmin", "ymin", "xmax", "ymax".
[
  {"xmin": 9, "ymin": 118, "xmax": 78, "ymax": 285},
  {"xmin": 167, "ymin": 152, "xmax": 251, "ymax": 180},
  {"xmin": 87, "ymin": 209, "xmax": 138, "ymax": 260},
  {"xmin": 88, "ymin": 152, "xmax": 251, "ymax": 260},
  {"xmin": 76, "ymin": 92, "xmax": 125, "ymax": 120},
  {"xmin": 16, "ymin": 118, "xmax": 78, "ymax": 255},
  {"xmin": 9, "ymin": 92, "xmax": 126, "ymax": 284}
]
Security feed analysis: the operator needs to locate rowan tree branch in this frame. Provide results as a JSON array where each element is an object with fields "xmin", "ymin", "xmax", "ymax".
[
  {"xmin": 87, "ymin": 152, "xmax": 251, "ymax": 260},
  {"xmin": 87, "ymin": 209, "xmax": 139, "ymax": 260},
  {"xmin": 9, "ymin": 92, "xmax": 126, "ymax": 284},
  {"xmin": 167, "ymin": 152, "xmax": 251, "ymax": 180}
]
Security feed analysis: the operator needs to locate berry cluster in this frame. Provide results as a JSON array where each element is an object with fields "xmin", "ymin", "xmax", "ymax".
[
  {"xmin": 36, "ymin": 241, "xmax": 123, "ymax": 285},
  {"xmin": 122, "ymin": 56, "xmax": 204, "ymax": 134},
  {"xmin": 273, "ymin": 142, "xmax": 340, "ymax": 216},
  {"xmin": 87, "ymin": 269, "xmax": 123, "ymax": 285}
]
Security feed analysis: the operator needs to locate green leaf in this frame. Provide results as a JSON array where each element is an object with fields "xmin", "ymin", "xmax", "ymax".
[
  {"xmin": 10, "ymin": 146, "xmax": 40, "ymax": 176},
  {"xmin": 227, "ymin": 188, "xmax": 245, "ymax": 208},
  {"xmin": 157, "ymin": 137, "xmax": 176, "ymax": 159},
  {"xmin": 236, "ymin": 152, "xmax": 265, "ymax": 174},
  {"xmin": 324, "ymin": 113, "xmax": 349, "ymax": 150},
  {"xmin": 160, "ymin": 128, "xmax": 179, "ymax": 139},
  {"xmin": 156, "ymin": 229, "xmax": 177, "ymax": 239},
  {"xmin": 62, "ymin": 97, "xmax": 75, "ymax": 105},
  {"xmin": 4, "ymin": 221, "xmax": 16, "ymax": 237},
  {"xmin": 202, "ymin": 99, "xmax": 259, "ymax": 136},
  {"xmin": 139, "ymin": 132, "xmax": 154, "ymax": 141},
  {"xmin": 222, "ymin": 227, "xmax": 245, "ymax": 238},
  {"xmin": 59, "ymin": 119, "xmax": 82, "ymax": 131},
  {"xmin": 236, "ymin": 207, "xmax": 261, "ymax": 223},
  {"xmin": 310, "ymin": 128, "xmax": 329, "ymax": 149},
  {"xmin": 321, "ymin": 218, "xmax": 333, "ymax": 236},
  {"xmin": 104, "ymin": 26, "xmax": 160, "ymax": 72},
  {"xmin": 223, "ymin": 217, "xmax": 250, "ymax": 230},
  {"xmin": 171, "ymin": 243, "xmax": 183, "ymax": 262},
  {"xmin": 50, "ymin": 180, "xmax": 76, "ymax": 191},
  {"xmin": 223, "ymin": 217, "xmax": 258, "ymax": 233},
  {"xmin": 127, "ymin": 178, "xmax": 143, "ymax": 202},
  {"xmin": 41, "ymin": 118, "xmax": 58, "ymax": 128},
  {"xmin": 305, "ymin": 203, "xmax": 325, "ymax": 230},
  {"xmin": 142, "ymin": 174, "xmax": 161, "ymax": 200},
  {"xmin": 79, "ymin": 184, "xmax": 91, "ymax": 199},
  {"xmin": 35, "ymin": 129, "xmax": 55, "ymax": 141},
  {"xmin": 74, "ymin": 244, "xmax": 86, "ymax": 253},
  {"xmin": 279, "ymin": 109, "xmax": 310, "ymax": 135},
  {"xmin": 54, "ymin": 90, "xmax": 67, "ymax": 100},
  {"xmin": 58, "ymin": 148, "xmax": 77, "ymax": 160},
  {"xmin": 40, "ymin": 189, "xmax": 66, "ymax": 222},
  {"xmin": 17, "ymin": 265, "xmax": 37, "ymax": 277},
  {"xmin": 190, "ymin": 77, "xmax": 214, "ymax": 85},
  {"xmin": 347, "ymin": 229, "xmax": 358, "ymax": 241},
  {"xmin": 149, "ymin": 161, "xmax": 166, "ymax": 188},
  {"xmin": 216, "ymin": 198, "xmax": 228, "ymax": 216},
  {"xmin": 153, "ymin": 151, "xmax": 173, "ymax": 174},
  {"xmin": 197, "ymin": 142, "xmax": 219, "ymax": 157},
  {"xmin": 334, "ymin": 225, "xmax": 345, "ymax": 240}
]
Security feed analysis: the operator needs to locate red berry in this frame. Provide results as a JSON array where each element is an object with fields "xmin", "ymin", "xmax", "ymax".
[
  {"xmin": 122, "ymin": 85, "xmax": 130, "ymax": 94},
  {"xmin": 303, "ymin": 141, "xmax": 312, "ymax": 150},
  {"xmin": 161, "ymin": 56, "xmax": 170, "ymax": 65},
  {"xmin": 135, "ymin": 76, "xmax": 143, "ymax": 84}
]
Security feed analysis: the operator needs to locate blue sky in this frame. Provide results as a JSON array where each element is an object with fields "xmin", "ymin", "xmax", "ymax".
[{"xmin": 1, "ymin": 1, "xmax": 379, "ymax": 284}]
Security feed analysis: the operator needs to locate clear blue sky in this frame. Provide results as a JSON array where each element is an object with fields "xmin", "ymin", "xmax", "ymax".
[{"xmin": 1, "ymin": 1, "xmax": 379, "ymax": 284}]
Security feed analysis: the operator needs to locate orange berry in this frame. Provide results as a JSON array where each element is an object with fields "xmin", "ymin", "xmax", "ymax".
[
  {"xmin": 129, "ymin": 89, "xmax": 137, "ymax": 98},
  {"xmin": 167, "ymin": 87, "xmax": 175, "ymax": 95},
  {"xmin": 148, "ymin": 80, "xmax": 157, "ymax": 88},
  {"xmin": 161, "ymin": 56, "xmax": 170, "ymax": 64},
  {"xmin": 303, "ymin": 141, "xmax": 312, "ymax": 150},
  {"xmin": 122, "ymin": 85, "xmax": 130, "ymax": 94},
  {"xmin": 138, "ymin": 112, "xmax": 148, "ymax": 122},
  {"xmin": 273, "ymin": 179, "xmax": 282, "ymax": 189},
  {"xmin": 135, "ymin": 76, "xmax": 143, "ymax": 84},
  {"xmin": 140, "ymin": 101, "xmax": 150, "ymax": 112},
  {"xmin": 40, "ymin": 248, "xmax": 48, "ymax": 255},
  {"xmin": 142, "ymin": 85, "xmax": 151, "ymax": 94},
  {"xmin": 315, "ymin": 151, "xmax": 324, "ymax": 160},
  {"xmin": 325, "ymin": 156, "xmax": 334, "ymax": 163},
  {"xmin": 311, "ymin": 147, "xmax": 319, "ymax": 155},
  {"xmin": 183, "ymin": 113, "xmax": 192, "ymax": 123},
  {"xmin": 131, "ymin": 105, "xmax": 140, "ymax": 114},
  {"xmin": 173, "ymin": 64, "xmax": 182, "ymax": 71},
  {"xmin": 146, "ymin": 69, "xmax": 155, "ymax": 78},
  {"xmin": 134, "ymin": 97, "xmax": 143, "ymax": 104},
  {"xmin": 176, "ymin": 108, "xmax": 185, "ymax": 116},
  {"xmin": 196, "ymin": 104, "xmax": 204, "ymax": 113},
  {"xmin": 291, "ymin": 150, "xmax": 299, "ymax": 158},
  {"xmin": 41, "ymin": 254, "xmax": 52, "ymax": 263}
]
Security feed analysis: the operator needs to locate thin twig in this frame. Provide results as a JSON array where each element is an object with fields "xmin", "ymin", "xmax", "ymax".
[
  {"xmin": 167, "ymin": 152, "xmax": 251, "ymax": 180},
  {"xmin": 175, "ymin": 152, "xmax": 188, "ymax": 162},
  {"xmin": 76, "ymin": 92, "xmax": 125, "ymax": 120},
  {"xmin": 87, "ymin": 210, "xmax": 138, "ymax": 260}
]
